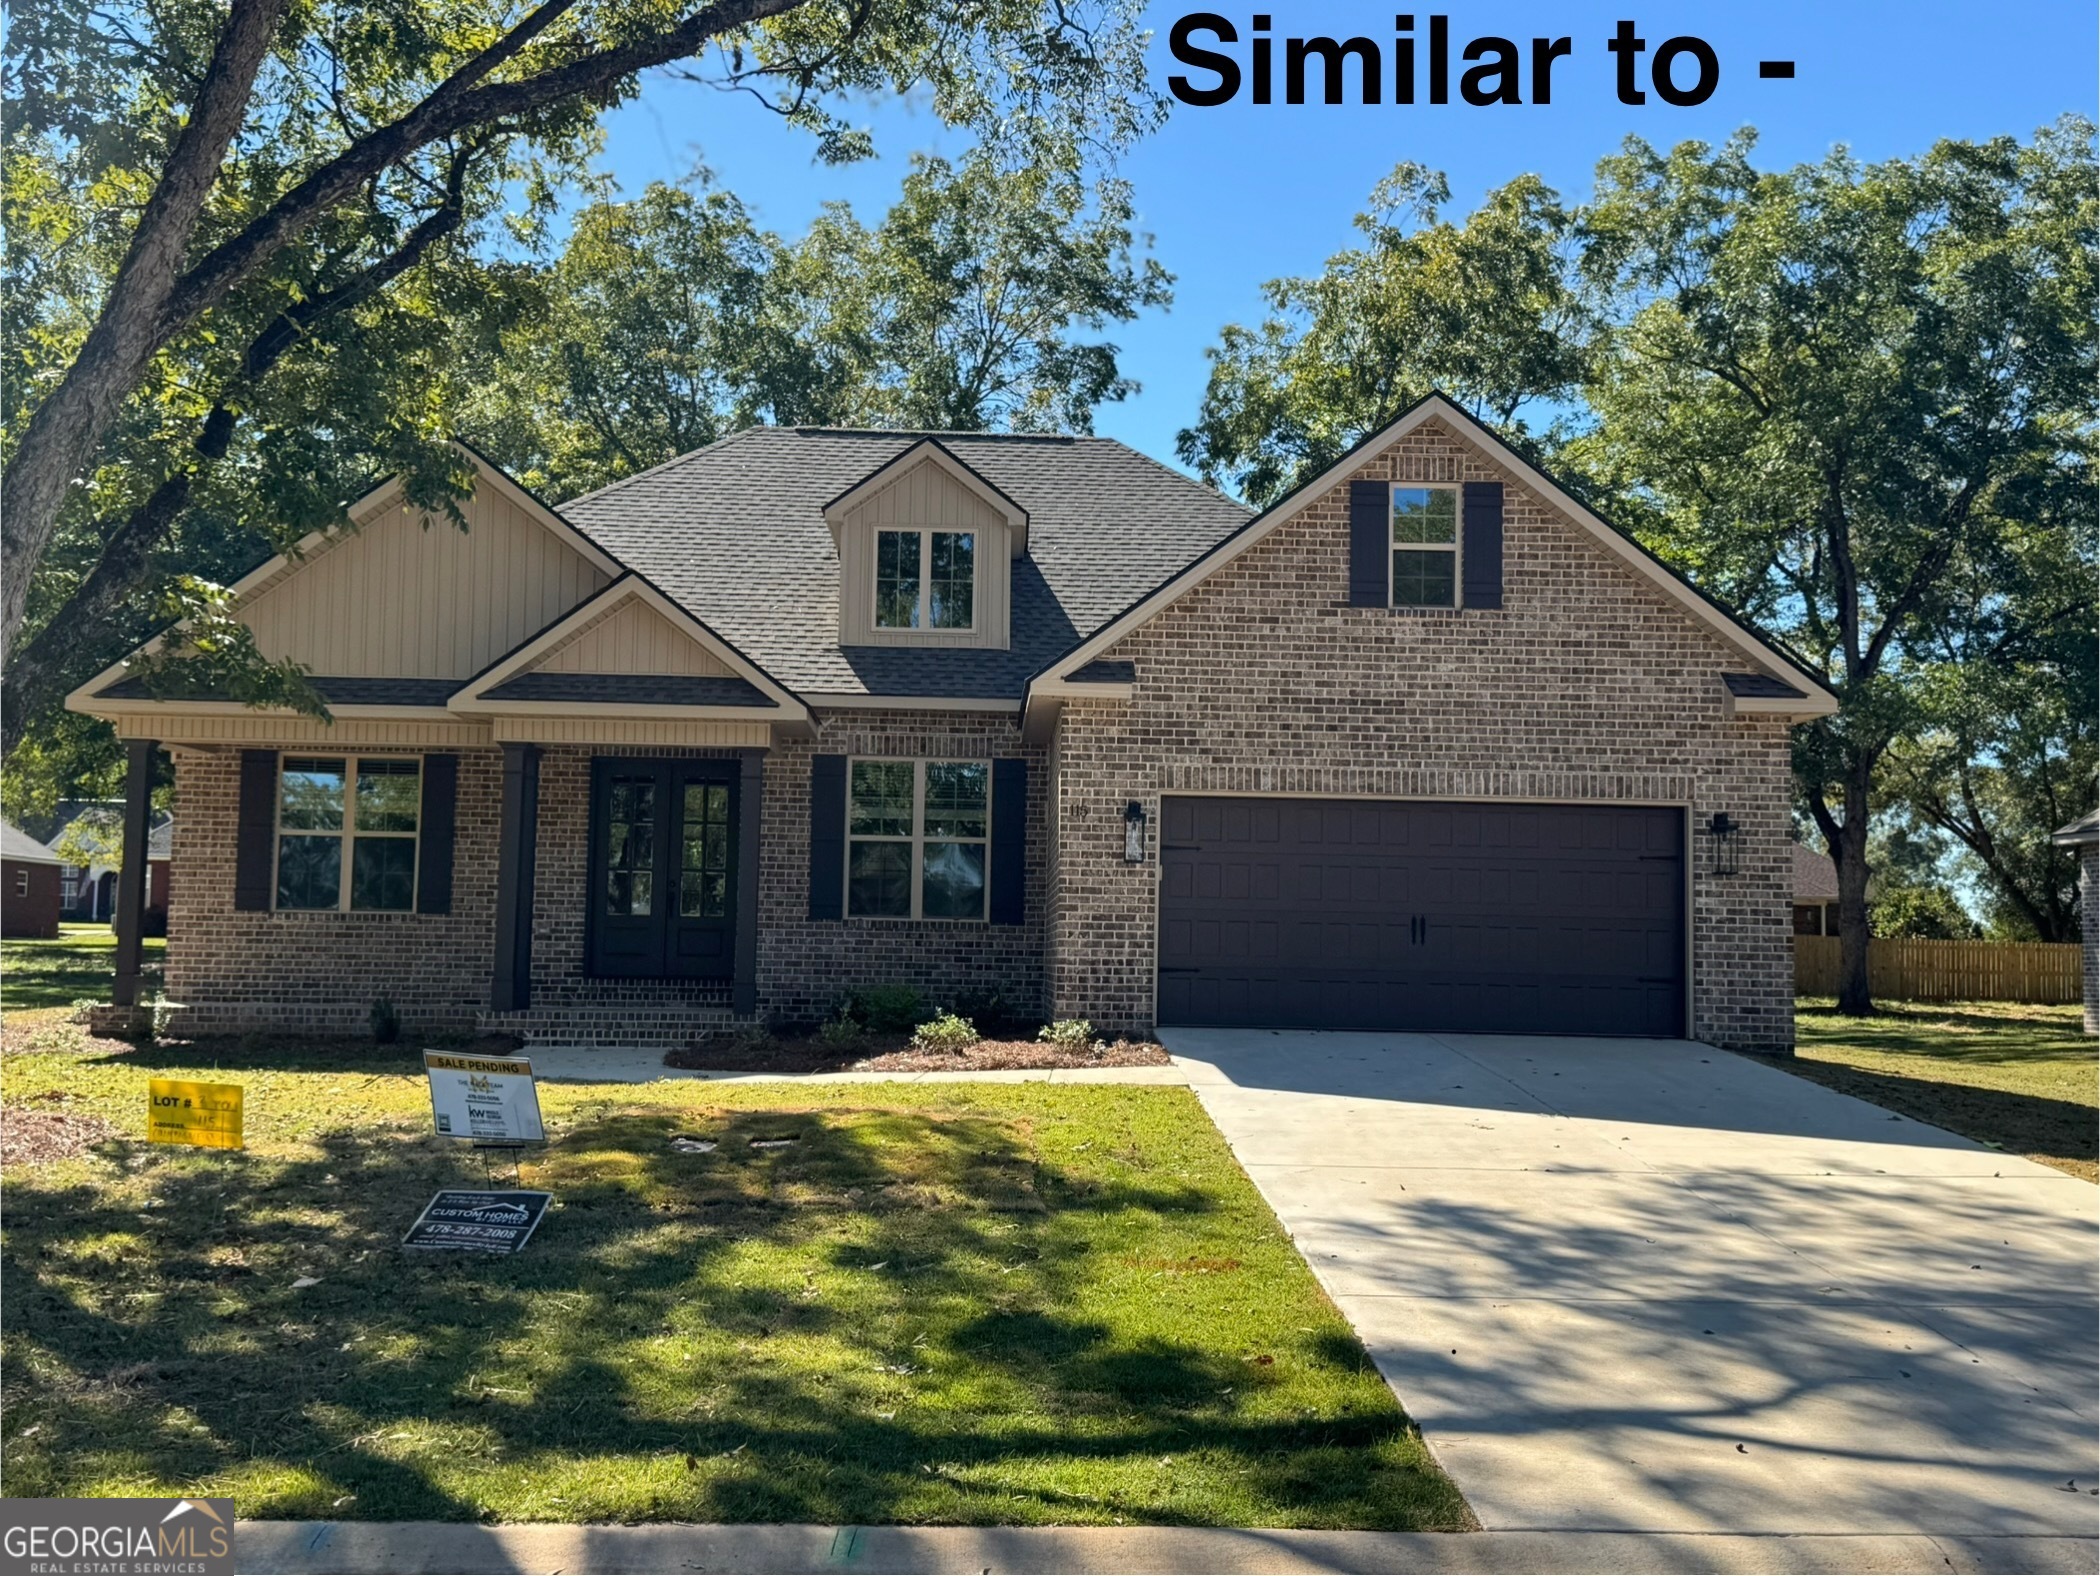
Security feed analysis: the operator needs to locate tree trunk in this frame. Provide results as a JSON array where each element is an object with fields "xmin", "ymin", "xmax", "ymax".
[{"xmin": 1832, "ymin": 768, "xmax": 1874, "ymax": 1014}]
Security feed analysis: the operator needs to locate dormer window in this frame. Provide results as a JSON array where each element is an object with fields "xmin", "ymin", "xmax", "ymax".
[{"xmin": 875, "ymin": 529, "xmax": 976, "ymax": 631}]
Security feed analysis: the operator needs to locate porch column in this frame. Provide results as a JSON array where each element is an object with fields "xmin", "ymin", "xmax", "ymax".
[
  {"xmin": 491, "ymin": 743, "xmax": 540, "ymax": 1014},
  {"xmin": 112, "ymin": 738, "xmax": 157, "ymax": 1007},
  {"xmin": 734, "ymin": 749, "xmax": 763, "ymax": 1016}
]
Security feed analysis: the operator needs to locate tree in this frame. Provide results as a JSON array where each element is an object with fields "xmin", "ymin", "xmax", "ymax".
[
  {"xmin": 1573, "ymin": 120, "xmax": 2097, "ymax": 1010},
  {"xmin": 1, "ymin": 0, "xmax": 1162, "ymax": 659},
  {"xmin": 1177, "ymin": 164, "xmax": 1591, "ymax": 506},
  {"xmin": 472, "ymin": 151, "xmax": 1170, "ymax": 498}
]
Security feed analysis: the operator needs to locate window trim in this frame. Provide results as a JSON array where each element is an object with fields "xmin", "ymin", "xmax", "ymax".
[
  {"xmin": 1389, "ymin": 483, "xmax": 1463, "ymax": 609},
  {"xmin": 13, "ymin": 868, "xmax": 27, "ymax": 898},
  {"xmin": 843, "ymin": 756, "xmax": 991, "ymax": 922},
  {"xmin": 273, "ymin": 754, "xmax": 422, "ymax": 913},
  {"xmin": 871, "ymin": 527, "xmax": 978, "ymax": 633}
]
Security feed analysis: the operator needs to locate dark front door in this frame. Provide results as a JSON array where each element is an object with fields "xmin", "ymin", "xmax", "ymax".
[
  {"xmin": 1157, "ymin": 797, "xmax": 1685, "ymax": 1036},
  {"xmin": 587, "ymin": 758, "xmax": 738, "ymax": 979}
]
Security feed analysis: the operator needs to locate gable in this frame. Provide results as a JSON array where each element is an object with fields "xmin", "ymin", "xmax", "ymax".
[
  {"xmin": 1031, "ymin": 393, "xmax": 1836, "ymax": 720},
  {"xmin": 530, "ymin": 597, "xmax": 736, "ymax": 678},
  {"xmin": 840, "ymin": 454, "xmax": 1014, "ymax": 540},
  {"xmin": 234, "ymin": 471, "xmax": 613, "ymax": 680}
]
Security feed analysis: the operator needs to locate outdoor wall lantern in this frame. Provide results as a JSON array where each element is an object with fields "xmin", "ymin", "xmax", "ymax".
[
  {"xmin": 1703, "ymin": 812, "xmax": 1741, "ymax": 877},
  {"xmin": 1123, "ymin": 800, "xmax": 1147, "ymax": 863}
]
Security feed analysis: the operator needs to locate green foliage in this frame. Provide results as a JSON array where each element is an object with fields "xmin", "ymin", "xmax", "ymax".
[
  {"xmin": 470, "ymin": 152, "xmax": 1170, "ymax": 499},
  {"xmin": 842, "ymin": 985, "xmax": 929, "ymax": 1034},
  {"xmin": 815, "ymin": 1014, "xmax": 868, "ymax": 1052},
  {"xmin": 1870, "ymin": 886, "xmax": 1980, "ymax": 941},
  {"xmin": 1178, "ymin": 164, "xmax": 1589, "ymax": 506},
  {"xmin": 910, "ymin": 1011, "xmax": 980, "ymax": 1053},
  {"xmin": 1037, "ymin": 1018, "xmax": 1099, "ymax": 1051},
  {"xmin": 369, "ymin": 997, "xmax": 402, "ymax": 1045}
]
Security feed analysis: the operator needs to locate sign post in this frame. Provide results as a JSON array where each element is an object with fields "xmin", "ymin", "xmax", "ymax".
[{"xmin": 147, "ymin": 1079, "xmax": 243, "ymax": 1150}]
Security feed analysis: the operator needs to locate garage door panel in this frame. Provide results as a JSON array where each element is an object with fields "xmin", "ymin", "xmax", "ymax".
[{"xmin": 1158, "ymin": 797, "xmax": 1684, "ymax": 1036}]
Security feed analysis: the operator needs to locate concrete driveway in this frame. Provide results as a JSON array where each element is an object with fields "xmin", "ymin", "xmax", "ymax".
[{"xmin": 1161, "ymin": 1028, "xmax": 2100, "ymax": 1544}]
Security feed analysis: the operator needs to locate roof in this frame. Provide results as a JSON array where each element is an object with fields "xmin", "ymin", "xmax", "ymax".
[
  {"xmin": 2052, "ymin": 811, "xmax": 2099, "ymax": 848},
  {"xmin": 1723, "ymin": 673, "xmax": 1806, "ymax": 700},
  {"xmin": 1, "ymin": 822, "xmax": 61, "ymax": 866},
  {"xmin": 99, "ymin": 676, "xmax": 458, "ymax": 707},
  {"xmin": 147, "ymin": 819, "xmax": 174, "ymax": 861},
  {"xmin": 480, "ymin": 673, "xmax": 771, "ymax": 707},
  {"xmin": 1792, "ymin": 841, "xmax": 1840, "ymax": 902},
  {"xmin": 559, "ymin": 427, "xmax": 1253, "ymax": 700}
]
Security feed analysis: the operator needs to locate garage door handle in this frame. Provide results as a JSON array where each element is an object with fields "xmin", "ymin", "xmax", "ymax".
[
  {"xmin": 1162, "ymin": 843, "xmax": 1203, "ymax": 852},
  {"xmin": 1159, "ymin": 966, "xmax": 1198, "ymax": 975}
]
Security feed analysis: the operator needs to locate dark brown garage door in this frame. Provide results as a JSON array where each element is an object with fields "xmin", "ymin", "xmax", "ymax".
[{"xmin": 1157, "ymin": 797, "xmax": 1685, "ymax": 1036}]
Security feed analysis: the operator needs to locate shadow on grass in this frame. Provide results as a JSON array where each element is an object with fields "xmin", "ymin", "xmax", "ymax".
[
  {"xmin": 1, "ymin": 1102, "xmax": 1454, "ymax": 1530},
  {"xmin": 1782, "ymin": 1056, "xmax": 2098, "ymax": 1176},
  {"xmin": 0, "ymin": 934, "xmax": 165, "ymax": 1012}
]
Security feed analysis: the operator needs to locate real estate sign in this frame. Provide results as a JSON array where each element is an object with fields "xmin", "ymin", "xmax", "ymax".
[
  {"xmin": 402, "ymin": 1189, "xmax": 552, "ymax": 1254},
  {"xmin": 423, "ymin": 1051, "xmax": 545, "ymax": 1143},
  {"xmin": 147, "ymin": 1079, "xmax": 243, "ymax": 1150}
]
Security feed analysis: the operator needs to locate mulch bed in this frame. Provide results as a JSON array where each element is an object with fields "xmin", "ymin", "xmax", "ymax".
[
  {"xmin": 665, "ymin": 1032, "xmax": 1172, "ymax": 1074},
  {"xmin": 2, "ymin": 1103, "xmax": 121, "ymax": 1167}
]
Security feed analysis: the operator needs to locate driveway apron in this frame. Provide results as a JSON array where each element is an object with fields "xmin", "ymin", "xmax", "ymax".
[{"xmin": 1161, "ymin": 1029, "xmax": 2100, "ymax": 1539}]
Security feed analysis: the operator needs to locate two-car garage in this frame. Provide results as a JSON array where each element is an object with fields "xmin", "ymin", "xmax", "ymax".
[{"xmin": 1155, "ymin": 796, "xmax": 1686, "ymax": 1037}]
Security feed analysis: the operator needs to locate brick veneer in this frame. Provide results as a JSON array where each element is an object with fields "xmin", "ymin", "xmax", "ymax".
[
  {"xmin": 1045, "ymin": 418, "xmax": 1798, "ymax": 1054},
  {"xmin": 159, "ymin": 711, "xmax": 1047, "ymax": 1040},
  {"xmin": 2080, "ymin": 844, "xmax": 2097, "ymax": 1035}
]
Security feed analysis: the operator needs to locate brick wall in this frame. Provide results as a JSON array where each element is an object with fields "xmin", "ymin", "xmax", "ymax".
[
  {"xmin": 1047, "ymin": 417, "xmax": 1799, "ymax": 1054},
  {"xmin": 2082, "ymin": 844, "xmax": 2097, "ymax": 1034},
  {"xmin": 162, "ymin": 745, "xmax": 503, "ymax": 1035}
]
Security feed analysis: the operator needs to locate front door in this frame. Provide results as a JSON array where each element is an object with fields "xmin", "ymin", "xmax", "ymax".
[{"xmin": 587, "ymin": 758, "xmax": 738, "ymax": 979}]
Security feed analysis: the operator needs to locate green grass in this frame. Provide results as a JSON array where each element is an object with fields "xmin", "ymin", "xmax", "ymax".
[
  {"xmin": 1791, "ymin": 999, "xmax": 2097, "ymax": 1182},
  {"xmin": 1, "ymin": 925, "xmax": 165, "ymax": 1011},
  {"xmin": 0, "ymin": 1018, "xmax": 1468, "ymax": 1530}
]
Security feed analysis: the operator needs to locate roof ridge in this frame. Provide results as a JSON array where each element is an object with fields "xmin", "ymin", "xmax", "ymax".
[
  {"xmin": 786, "ymin": 425, "xmax": 1078, "ymax": 443},
  {"xmin": 556, "ymin": 424, "xmax": 768, "ymax": 510}
]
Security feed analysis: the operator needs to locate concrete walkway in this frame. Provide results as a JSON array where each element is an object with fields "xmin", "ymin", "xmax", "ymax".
[
  {"xmin": 1162, "ymin": 1029, "xmax": 2100, "ymax": 1544},
  {"xmin": 237, "ymin": 1519, "xmax": 2097, "ymax": 1574}
]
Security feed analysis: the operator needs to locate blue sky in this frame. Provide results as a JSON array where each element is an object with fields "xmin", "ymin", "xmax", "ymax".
[{"xmin": 596, "ymin": 1, "xmax": 2097, "ymax": 470}]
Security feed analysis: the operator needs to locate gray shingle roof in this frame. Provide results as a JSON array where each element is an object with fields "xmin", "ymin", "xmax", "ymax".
[
  {"xmin": 98, "ymin": 675, "xmax": 457, "ymax": 707},
  {"xmin": 1791, "ymin": 841, "xmax": 1839, "ymax": 902},
  {"xmin": 2052, "ymin": 810, "xmax": 2098, "ymax": 847},
  {"xmin": 1723, "ymin": 673, "xmax": 1807, "ymax": 700},
  {"xmin": 2, "ymin": 821, "xmax": 61, "ymax": 865},
  {"xmin": 558, "ymin": 428, "xmax": 1252, "ymax": 700},
  {"xmin": 481, "ymin": 673, "xmax": 772, "ymax": 707}
]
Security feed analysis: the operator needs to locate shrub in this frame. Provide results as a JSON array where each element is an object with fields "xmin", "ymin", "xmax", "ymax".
[
  {"xmin": 846, "ymin": 985, "xmax": 928, "ymax": 1034},
  {"xmin": 1037, "ymin": 1018, "xmax": 1099, "ymax": 1051},
  {"xmin": 730, "ymin": 1022, "xmax": 778, "ymax": 1056},
  {"xmin": 911, "ymin": 1012, "xmax": 979, "ymax": 1054},
  {"xmin": 816, "ymin": 1014, "xmax": 866, "ymax": 1052},
  {"xmin": 369, "ymin": 997, "xmax": 401, "ymax": 1044},
  {"xmin": 949, "ymin": 987, "xmax": 1022, "ymax": 1038}
]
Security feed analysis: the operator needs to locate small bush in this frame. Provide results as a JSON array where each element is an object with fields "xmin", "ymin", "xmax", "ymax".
[
  {"xmin": 949, "ymin": 988, "xmax": 1023, "ymax": 1038},
  {"xmin": 1037, "ymin": 1018, "xmax": 1099, "ymax": 1051},
  {"xmin": 816, "ymin": 1014, "xmax": 866, "ymax": 1052},
  {"xmin": 911, "ymin": 1012, "xmax": 979, "ymax": 1054},
  {"xmin": 846, "ymin": 985, "xmax": 928, "ymax": 1034},
  {"xmin": 730, "ymin": 1022, "xmax": 778, "ymax": 1056},
  {"xmin": 369, "ymin": 997, "xmax": 401, "ymax": 1044}
]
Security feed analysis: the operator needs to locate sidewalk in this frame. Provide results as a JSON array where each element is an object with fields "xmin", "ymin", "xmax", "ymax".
[{"xmin": 237, "ymin": 1520, "xmax": 2098, "ymax": 1575}]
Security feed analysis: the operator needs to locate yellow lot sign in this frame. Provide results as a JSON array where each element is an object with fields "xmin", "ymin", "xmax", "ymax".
[{"xmin": 148, "ymin": 1079, "xmax": 244, "ymax": 1150}]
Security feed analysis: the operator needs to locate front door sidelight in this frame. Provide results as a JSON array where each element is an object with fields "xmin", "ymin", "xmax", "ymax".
[{"xmin": 587, "ymin": 758, "xmax": 738, "ymax": 979}]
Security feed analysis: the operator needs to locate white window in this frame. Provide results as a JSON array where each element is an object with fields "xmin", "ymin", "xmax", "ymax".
[
  {"xmin": 13, "ymin": 869, "xmax": 27, "ymax": 898},
  {"xmin": 874, "ymin": 529, "xmax": 975, "ymax": 630},
  {"xmin": 1391, "ymin": 485, "xmax": 1460, "ymax": 608},
  {"xmin": 846, "ymin": 759, "xmax": 989, "ymax": 920},
  {"xmin": 276, "ymin": 756, "xmax": 421, "ymax": 912}
]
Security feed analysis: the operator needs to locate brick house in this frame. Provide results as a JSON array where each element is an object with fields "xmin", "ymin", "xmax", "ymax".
[
  {"xmin": 2052, "ymin": 812, "xmax": 2097, "ymax": 1032},
  {"xmin": 2, "ymin": 822, "xmax": 63, "ymax": 939},
  {"xmin": 69, "ymin": 394, "xmax": 1834, "ymax": 1052}
]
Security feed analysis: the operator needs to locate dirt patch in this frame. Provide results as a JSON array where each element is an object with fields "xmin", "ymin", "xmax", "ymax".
[
  {"xmin": 2, "ymin": 1105, "xmax": 121, "ymax": 1167},
  {"xmin": 665, "ymin": 1033, "xmax": 1171, "ymax": 1074}
]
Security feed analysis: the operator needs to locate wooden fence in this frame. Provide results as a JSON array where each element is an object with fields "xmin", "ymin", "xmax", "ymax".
[{"xmin": 1794, "ymin": 935, "xmax": 2082, "ymax": 1004}]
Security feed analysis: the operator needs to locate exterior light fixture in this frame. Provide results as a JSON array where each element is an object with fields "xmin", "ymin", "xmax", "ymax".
[
  {"xmin": 1123, "ymin": 800, "xmax": 1147, "ymax": 863},
  {"xmin": 1703, "ymin": 812, "xmax": 1741, "ymax": 877}
]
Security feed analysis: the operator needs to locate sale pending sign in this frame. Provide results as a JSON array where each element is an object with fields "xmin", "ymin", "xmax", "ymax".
[{"xmin": 423, "ymin": 1052, "xmax": 545, "ymax": 1143}]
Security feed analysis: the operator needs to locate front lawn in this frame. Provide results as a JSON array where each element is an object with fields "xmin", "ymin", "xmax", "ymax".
[
  {"xmin": 1, "ymin": 925, "xmax": 164, "ymax": 1012},
  {"xmin": 1791, "ymin": 999, "xmax": 2097, "ymax": 1182},
  {"xmin": 0, "ymin": 1015, "xmax": 1468, "ymax": 1530}
]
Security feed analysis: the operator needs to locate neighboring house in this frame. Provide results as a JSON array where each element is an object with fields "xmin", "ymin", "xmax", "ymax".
[
  {"xmin": 1, "ymin": 822, "xmax": 64, "ymax": 939},
  {"xmin": 2052, "ymin": 811, "xmax": 2098, "ymax": 1032},
  {"xmin": 67, "ymin": 394, "xmax": 1835, "ymax": 1051},
  {"xmin": 46, "ymin": 804, "xmax": 172, "ymax": 932},
  {"xmin": 1791, "ymin": 841, "xmax": 1842, "ymax": 935}
]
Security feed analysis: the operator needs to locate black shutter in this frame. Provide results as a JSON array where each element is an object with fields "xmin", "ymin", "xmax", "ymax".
[
  {"xmin": 233, "ymin": 750, "xmax": 277, "ymax": 911},
  {"xmin": 1462, "ymin": 480, "xmax": 1504, "ymax": 609},
  {"xmin": 1348, "ymin": 480, "xmax": 1389, "ymax": 607},
  {"xmin": 416, "ymin": 754, "xmax": 459, "ymax": 914},
  {"xmin": 989, "ymin": 758, "xmax": 1028, "ymax": 925},
  {"xmin": 808, "ymin": 754, "xmax": 847, "ymax": 921}
]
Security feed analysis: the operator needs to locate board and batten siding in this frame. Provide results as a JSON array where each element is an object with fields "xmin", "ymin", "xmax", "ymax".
[
  {"xmin": 238, "ymin": 485, "xmax": 611, "ymax": 678},
  {"xmin": 836, "ymin": 458, "xmax": 1012, "ymax": 650},
  {"xmin": 536, "ymin": 598, "xmax": 735, "ymax": 677}
]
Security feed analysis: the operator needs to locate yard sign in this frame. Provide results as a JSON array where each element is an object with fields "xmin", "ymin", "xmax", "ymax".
[
  {"xmin": 423, "ymin": 1052, "xmax": 545, "ymax": 1143},
  {"xmin": 147, "ymin": 1079, "xmax": 244, "ymax": 1150}
]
